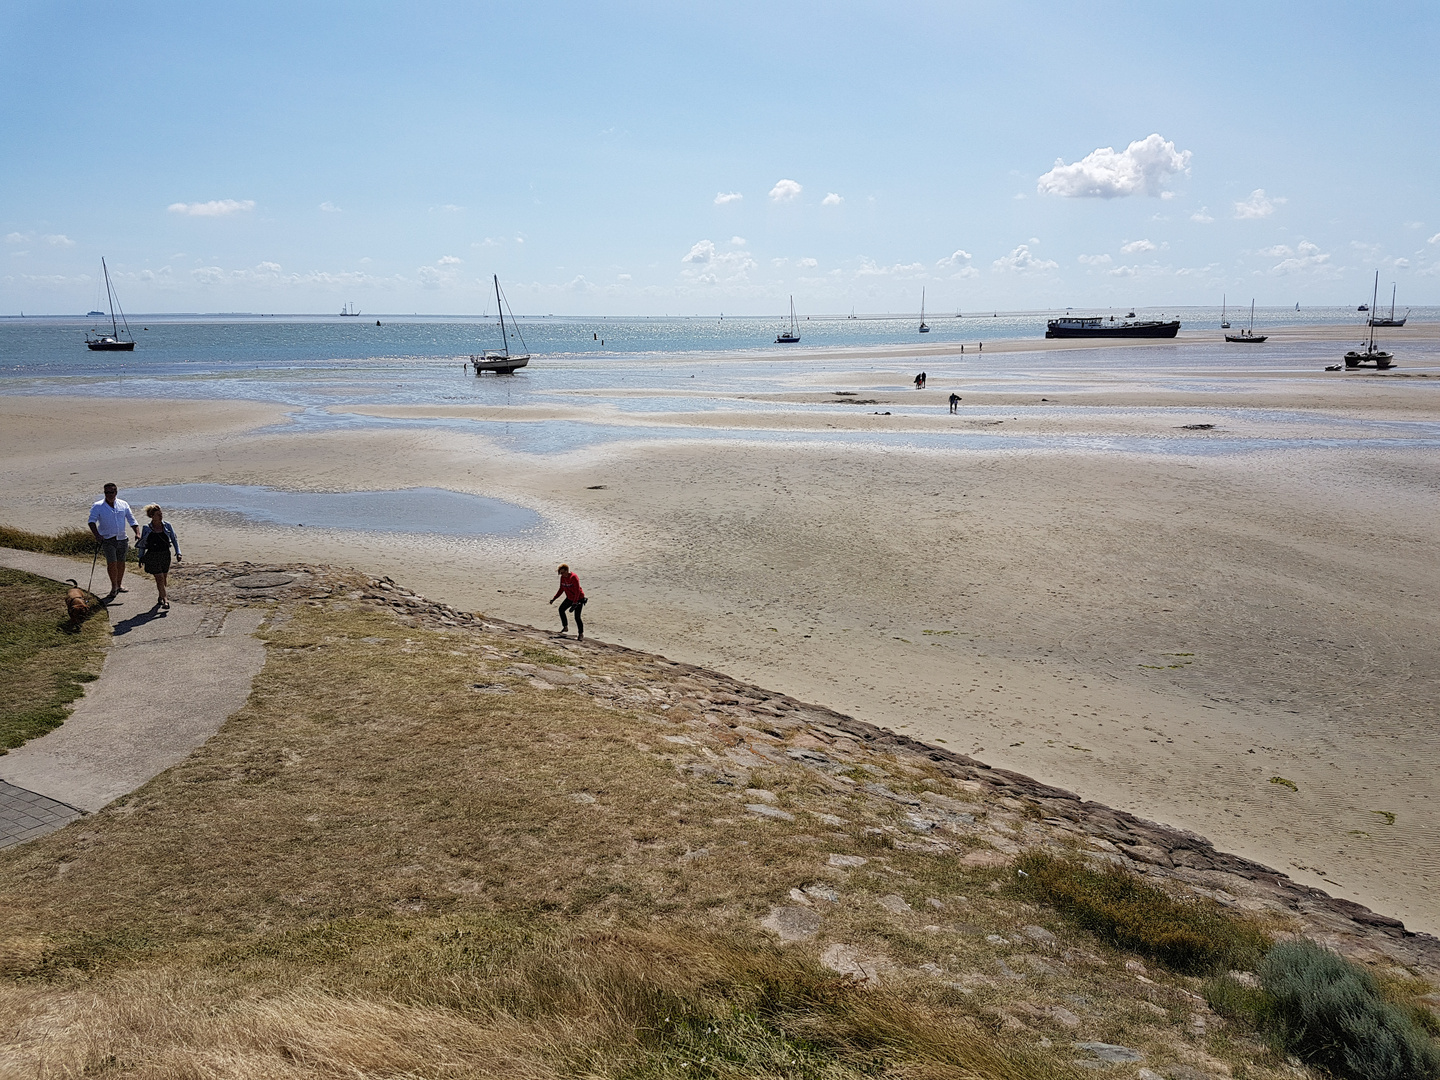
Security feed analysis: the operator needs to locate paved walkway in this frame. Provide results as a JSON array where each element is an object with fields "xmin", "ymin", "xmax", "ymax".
[{"xmin": 0, "ymin": 548, "xmax": 266, "ymax": 847}]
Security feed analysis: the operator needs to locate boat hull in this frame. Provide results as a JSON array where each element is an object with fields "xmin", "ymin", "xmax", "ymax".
[
  {"xmin": 775, "ymin": 334, "xmax": 800, "ymax": 343},
  {"xmin": 1368, "ymin": 318, "xmax": 1406, "ymax": 327},
  {"xmin": 1045, "ymin": 319, "xmax": 1180, "ymax": 339},
  {"xmin": 471, "ymin": 354, "xmax": 529, "ymax": 374},
  {"xmin": 1344, "ymin": 350, "xmax": 1393, "ymax": 370},
  {"xmin": 86, "ymin": 339, "xmax": 135, "ymax": 351},
  {"xmin": 1224, "ymin": 334, "xmax": 1267, "ymax": 343}
]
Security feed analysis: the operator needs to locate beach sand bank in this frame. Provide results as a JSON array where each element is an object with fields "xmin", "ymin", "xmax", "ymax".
[{"xmin": 2, "ymin": 337, "xmax": 1437, "ymax": 932}]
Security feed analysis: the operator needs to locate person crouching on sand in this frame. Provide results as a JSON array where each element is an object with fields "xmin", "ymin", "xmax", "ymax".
[
  {"xmin": 550, "ymin": 563, "xmax": 586, "ymax": 640},
  {"xmin": 137, "ymin": 504, "xmax": 182, "ymax": 610}
]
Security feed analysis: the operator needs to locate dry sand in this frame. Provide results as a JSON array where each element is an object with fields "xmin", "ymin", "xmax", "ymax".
[{"xmin": 2, "ymin": 328, "xmax": 1437, "ymax": 932}]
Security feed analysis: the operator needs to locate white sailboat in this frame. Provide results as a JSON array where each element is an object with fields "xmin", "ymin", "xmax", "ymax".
[
  {"xmin": 1220, "ymin": 294, "xmax": 1230, "ymax": 329},
  {"xmin": 85, "ymin": 258, "xmax": 135, "ymax": 351},
  {"xmin": 470, "ymin": 276, "xmax": 530, "ymax": 374},
  {"xmin": 918, "ymin": 288, "xmax": 929, "ymax": 333},
  {"xmin": 1225, "ymin": 300, "xmax": 1266, "ymax": 343},
  {"xmin": 776, "ymin": 296, "xmax": 800, "ymax": 343}
]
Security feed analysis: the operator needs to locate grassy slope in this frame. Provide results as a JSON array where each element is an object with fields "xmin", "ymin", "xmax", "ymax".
[
  {"xmin": 0, "ymin": 597, "xmax": 1411, "ymax": 1078},
  {"xmin": 0, "ymin": 568, "xmax": 108, "ymax": 752}
]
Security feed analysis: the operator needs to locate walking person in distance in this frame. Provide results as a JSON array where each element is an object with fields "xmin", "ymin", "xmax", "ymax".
[
  {"xmin": 87, "ymin": 482, "xmax": 140, "ymax": 601},
  {"xmin": 550, "ymin": 563, "xmax": 587, "ymax": 640},
  {"xmin": 137, "ymin": 503, "xmax": 183, "ymax": 610}
]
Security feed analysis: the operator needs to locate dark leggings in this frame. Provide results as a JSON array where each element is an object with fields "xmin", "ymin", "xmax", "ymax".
[{"xmin": 559, "ymin": 597, "xmax": 585, "ymax": 634}]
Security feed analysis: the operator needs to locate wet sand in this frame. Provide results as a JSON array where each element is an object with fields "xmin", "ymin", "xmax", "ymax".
[{"xmin": 2, "ymin": 327, "xmax": 1438, "ymax": 932}]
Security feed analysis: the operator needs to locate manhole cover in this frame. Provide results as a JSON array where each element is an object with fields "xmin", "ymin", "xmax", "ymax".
[{"xmin": 230, "ymin": 572, "xmax": 296, "ymax": 589}]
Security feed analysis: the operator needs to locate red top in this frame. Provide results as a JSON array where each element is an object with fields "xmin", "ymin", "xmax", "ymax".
[{"xmin": 552, "ymin": 572, "xmax": 585, "ymax": 603}]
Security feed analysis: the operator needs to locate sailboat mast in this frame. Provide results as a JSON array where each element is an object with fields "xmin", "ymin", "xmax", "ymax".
[
  {"xmin": 1250, "ymin": 299, "xmax": 1255, "ymax": 333},
  {"xmin": 1391, "ymin": 283, "xmax": 1396, "ymax": 320},
  {"xmin": 1369, "ymin": 271, "xmax": 1379, "ymax": 350},
  {"xmin": 103, "ymin": 258, "xmax": 118, "ymax": 337},
  {"xmin": 494, "ymin": 275, "xmax": 508, "ymax": 358}
]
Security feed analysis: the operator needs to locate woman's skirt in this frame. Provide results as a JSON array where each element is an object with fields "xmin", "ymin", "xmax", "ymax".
[{"xmin": 141, "ymin": 548, "xmax": 172, "ymax": 576}]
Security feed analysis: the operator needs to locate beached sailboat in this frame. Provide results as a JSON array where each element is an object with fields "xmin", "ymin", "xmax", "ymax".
[
  {"xmin": 776, "ymin": 296, "xmax": 800, "ymax": 343},
  {"xmin": 1225, "ymin": 300, "xmax": 1267, "ymax": 343},
  {"xmin": 85, "ymin": 258, "xmax": 135, "ymax": 351},
  {"xmin": 1368, "ymin": 283, "xmax": 1408, "ymax": 327},
  {"xmin": 918, "ymin": 288, "xmax": 930, "ymax": 333},
  {"xmin": 1220, "ymin": 294, "xmax": 1230, "ymax": 329},
  {"xmin": 1345, "ymin": 272, "xmax": 1395, "ymax": 370},
  {"xmin": 470, "ymin": 276, "xmax": 530, "ymax": 374}
]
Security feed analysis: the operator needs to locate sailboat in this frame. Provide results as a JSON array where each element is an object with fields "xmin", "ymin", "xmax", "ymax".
[
  {"xmin": 918, "ymin": 288, "xmax": 930, "ymax": 333},
  {"xmin": 470, "ymin": 276, "xmax": 530, "ymax": 374},
  {"xmin": 1345, "ymin": 272, "xmax": 1395, "ymax": 370},
  {"xmin": 776, "ymin": 296, "xmax": 800, "ymax": 343},
  {"xmin": 1225, "ymin": 300, "xmax": 1267, "ymax": 344},
  {"xmin": 1368, "ymin": 283, "xmax": 1408, "ymax": 327},
  {"xmin": 85, "ymin": 258, "xmax": 135, "ymax": 351},
  {"xmin": 339, "ymin": 302, "xmax": 361, "ymax": 317},
  {"xmin": 1220, "ymin": 294, "xmax": 1230, "ymax": 329}
]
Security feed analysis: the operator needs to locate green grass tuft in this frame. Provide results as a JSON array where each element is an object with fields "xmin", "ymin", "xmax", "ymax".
[{"xmin": 1013, "ymin": 851, "xmax": 1270, "ymax": 975}]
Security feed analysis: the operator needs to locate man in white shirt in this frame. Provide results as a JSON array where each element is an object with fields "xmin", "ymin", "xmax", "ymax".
[{"xmin": 87, "ymin": 483, "xmax": 140, "ymax": 600}]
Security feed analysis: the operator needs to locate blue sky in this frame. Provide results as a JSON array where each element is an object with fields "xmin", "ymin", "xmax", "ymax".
[{"xmin": 3, "ymin": 0, "xmax": 1437, "ymax": 315}]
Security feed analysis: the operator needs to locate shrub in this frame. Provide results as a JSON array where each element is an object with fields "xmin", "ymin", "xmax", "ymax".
[
  {"xmin": 1259, "ymin": 941, "xmax": 1440, "ymax": 1080},
  {"xmin": 1013, "ymin": 852, "xmax": 1270, "ymax": 974}
]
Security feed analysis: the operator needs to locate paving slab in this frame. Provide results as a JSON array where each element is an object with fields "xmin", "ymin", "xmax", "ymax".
[{"xmin": 0, "ymin": 547, "xmax": 267, "ymax": 834}]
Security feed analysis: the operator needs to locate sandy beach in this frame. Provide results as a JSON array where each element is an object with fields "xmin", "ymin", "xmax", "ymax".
[{"xmin": 2, "ymin": 325, "xmax": 1438, "ymax": 932}]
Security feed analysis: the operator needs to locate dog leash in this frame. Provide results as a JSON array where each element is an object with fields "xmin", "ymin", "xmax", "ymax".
[{"xmin": 87, "ymin": 539, "xmax": 100, "ymax": 594}]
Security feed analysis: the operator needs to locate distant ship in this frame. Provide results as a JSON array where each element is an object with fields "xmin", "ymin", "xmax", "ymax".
[
  {"xmin": 1045, "ymin": 315, "xmax": 1180, "ymax": 339},
  {"xmin": 85, "ymin": 258, "xmax": 135, "ymax": 351},
  {"xmin": 87, "ymin": 310, "xmax": 105, "ymax": 317},
  {"xmin": 339, "ymin": 302, "xmax": 361, "ymax": 317}
]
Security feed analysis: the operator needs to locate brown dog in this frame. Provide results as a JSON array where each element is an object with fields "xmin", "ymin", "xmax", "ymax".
[{"xmin": 64, "ymin": 579, "xmax": 91, "ymax": 630}]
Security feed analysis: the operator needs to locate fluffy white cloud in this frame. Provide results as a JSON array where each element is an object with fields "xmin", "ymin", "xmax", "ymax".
[
  {"xmin": 798, "ymin": 257, "xmax": 818, "ymax": 268},
  {"xmin": 1109, "ymin": 265, "xmax": 1138, "ymax": 277},
  {"xmin": 437, "ymin": 255, "xmax": 462, "ymax": 265},
  {"xmin": 1077, "ymin": 253, "xmax": 1112, "ymax": 266},
  {"xmin": 730, "ymin": 236, "xmax": 746, "ymax": 246},
  {"xmin": 1234, "ymin": 189, "xmax": 1283, "ymax": 219},
  {"xmin": 192, "ymin": 266, "xmax": 225, "ymax": 284},
  {"xmin": 856, "ymin": 258, "xmax": 926, "ymax": 278},
  {"xmin": 1190, "ymin": 207, "xmax": 1214, "ymax": 223},
  {"xmin": 1268, "ymin": 240, "xmax": 1330, "ymax": 274},
  {"xmin": 679, "ymin": 238, "xmax": 757, "ymax": 283},
  {"xmin": 1036, "ymin": 134, "xmax": 1191, "ymax": 199},
  {"xmin": 683, "ymin": 240, "xmax": 717, "ymax": 264},
  {"xmin": 4, "ymin": 232, "xmax": 25, "ymax": 244},
  {"xmin": 320, "ymin": 201, "xmax": 341, "ymax": 212},
  {"xmin": 821, "ymin": 192, "xmax": 843, "ymax": 206},
  {"xmin": 769, "ymin": 178, "xmax": 802, "ymax": 202},
  {"xmin": 992, "ymin": 245, "xmax": 1059, "ymax": 272},
  {"xmin": 168, "ymin": 199, "xmax": 255, "ymax": 217},
  {"xmin": 1429, "ymin": 232, "xmax": 1440, "ymax": 245},
  {"xmin": 1257, "ymin": 244, "xmax": 1293, "ymax": 257},
  {"xmin": 256, "ymin": 261, "xmax": 282, "ymax": 273},
  {"xmin": 714, "ymin": 192, "xmax": 743, "ymax": 205},
  {"xmin": 1121, "ymin": 239, "xmax": 1156, "ymax": 254},
  {"xmin": 936, "ymin": 249, "xmax": 972, "ymax": 268}
]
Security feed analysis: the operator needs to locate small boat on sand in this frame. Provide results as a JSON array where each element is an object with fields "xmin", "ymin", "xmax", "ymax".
[
  {"xmin": 85, "ymin": 258, "xmax": 135, "ymax": 351},
  {"xmin": 1225, "ymin": 300, "xmax": 1267, "ymax": 343},
  {"xmin": 470, "ymin": 276, "xmax": 530, "ymax": 374},
  {"xmin": 1346, "ymin": 272, "xmax": 1395, "ymax": 370},
  {"xmin": 1368, "ymin": 283, "xmax": 1407, "ymax": 327},
  {"xmin": 776, "ymin": 296, "xmax": 800, "ymax": 343}
]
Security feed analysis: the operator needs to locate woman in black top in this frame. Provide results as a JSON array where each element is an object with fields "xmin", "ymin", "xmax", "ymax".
[{"xmin": 137, "ymin": 503, "xmax": 183, "ymax": 610}]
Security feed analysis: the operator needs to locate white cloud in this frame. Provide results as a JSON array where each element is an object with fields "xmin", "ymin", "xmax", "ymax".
[
  {"xmin": 992, "ymin": 245, "xmax": 1059, "ymax": 273},
  {"xmin": 1121, "ymin": 239, "xmax": 1156, "ymax": 254},
  {"xmin": 1429, "ymin": 232, "xmax": 1440, "ymax": 245},
  {"xmin": 821, "ymin": 192, "xmax": 843, "ymax": 206},
  {"xmin": 1190, "ymin": 207, "xmax": 1214, "ymax": 223},
  {"xmin": 683, "ymin": 240, "xmax": 716, "ymax": 264},
  {"xmin": 1036, "ymin": 134, "xmax": 1191, "ymax": 199},
  {"xmin": 1160, "ymin": 191, "xmax": 1178, "ymax": 200},
  {"xmin": 714, "ymin": 192, "xmax": 743, "ymax": 205},
  {"xmin": 1077, "ymin": 253, "xmax": 1113, "ymax": 266},
  {"xmin": 319, "ymin": 201, "xmax": 341, "ymax": 212},
  {"xmin": 1234, "ymin": 189, "xmax": 1283, "ymax": 219},
  {"xmin": 617, "ymin": 273, "xmax": 632, "ymax": 282},
  {"xmin": 192, "ymin": 266, "xmax": 225, "ymax": 284},
  {"xmin": 936, "ymin": 249, "xmax": 972, "ymax": 268},
  {"xmin": 769, "ymin": 178, "xmax": 802, "ymax": 202},
  {"xmin": 168, "ymin": 199, "xmax": 255, "ymax": 217},
  {"xmin": 565, "ymin": 275, "xmax": 597, "ymax": 293},
  {"xmin": 42, "ymin": 234, "xmax": 74, "ymax": 246},
  {"xmin": 5, "ymin": 232, "xmax": 26, "ymax": 244},
  {"xmin": 1109, "ymin": 265, "xmax": 1138, "ymax": 277},
  {"xmin": 437, "ymin": 255, "xmax": 462, "ymax": 265},
  {"xmin": 1257, "ymin": 244, "xmax": 1293, "ymax": 257},
  {"xmin": 1269, "ymin": 240, "xmax": 1330, "ymax": 274},
  {"xmin": 856, "ymin": 258, "xmax": 927, "ymax": 278},
  {"xmin": 438, "ymin": 204, "xmax": 463, "ymax": 212},
  {"xmin": 730, "ymin": 236, "xmax": 746, "ymax": 246},
  {"xmin": 256, "ymin": 261, "xmax": 282, "ymax": 273},
  {"xmin": 1393, "ymin": 258, "xmax": 1410, "ymax": 268},
  {"xmin": 798, "ymin": 257, "xmax": 818, "ymax": 269},
  {"xmin": 679, "ymin": 238, "xmax": 757, "ymax": 283}
]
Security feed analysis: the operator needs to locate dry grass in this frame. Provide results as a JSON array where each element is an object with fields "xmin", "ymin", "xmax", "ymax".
[
  {"xmin": 0, "ymin": 601, "xmax": 1303, "ymax": 1077},
  {"xmin": 0, "ymin": 524, "xmax": 116, "ymax": 560},
  {"xmin": 0, "ymin": 567, "xmax": 109, "ymax": 751}
]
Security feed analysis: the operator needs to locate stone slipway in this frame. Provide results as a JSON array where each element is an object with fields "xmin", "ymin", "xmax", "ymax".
[{"xmin": 0, "ymin": 548, "xmax": 266, "ymax": 846}]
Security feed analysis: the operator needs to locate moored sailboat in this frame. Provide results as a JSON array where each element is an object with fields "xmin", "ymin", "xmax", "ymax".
[
  {"xmin": 85, "ymin": 258, "xmax": 135, "ymax": 351},
  {"xmin": 470, "ymin": 276, "xmax": 530, "ymax": 374},
  {"xmin": 1368, "ymin": 283, "xmax": 1408, "ymax": 327},
  {"xmin": 776, "ymin": 296, "xmax": 800, "ymax": 343},
  {"xmin": 1225, "ymin": 300, "xmax": 1267, "ymax": 343},
  {"xmin": 1345, "ymin": 272, "xmax": 1395, "ymax": 370},
  {"xmin": 918, "ymin": 288, "xmax": 929, "ymax": 333}
]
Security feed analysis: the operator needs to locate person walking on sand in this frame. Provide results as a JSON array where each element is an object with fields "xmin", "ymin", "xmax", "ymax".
[
  {"xmin": 949, "ymin": 392, "xmax": 961, "ymax": 414},
  {"xmin": 550, "ymin": 563, "xmax": 587, "ymax": 640},
  {"xmin": 87, "ymin": 483, "xmax": 140, "ymax": 601},
  {"xmin": 136, "ymin": 503, "xmax": 182, "ymax": 610}
]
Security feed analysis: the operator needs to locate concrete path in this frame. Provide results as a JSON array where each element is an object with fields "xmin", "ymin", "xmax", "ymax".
[{"xmin": 0, "ymin": 548, "xmax": 266, "ymax": 847}]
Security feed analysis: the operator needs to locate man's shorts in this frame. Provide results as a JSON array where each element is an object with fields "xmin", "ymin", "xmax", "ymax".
[{"xmin": 100, "ymin": 536, "xmax": 129, "ymax": 564}]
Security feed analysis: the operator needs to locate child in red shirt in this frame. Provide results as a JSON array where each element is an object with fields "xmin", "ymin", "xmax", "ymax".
[{"xmin": 549, "ymin": 563, "xmax": 587, "ymax": 639}]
